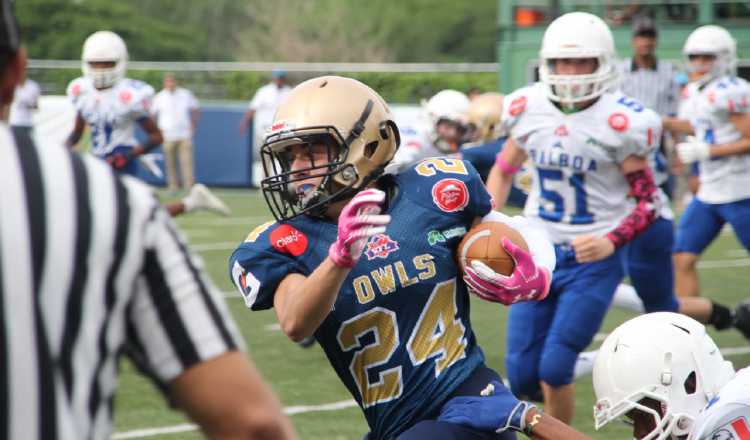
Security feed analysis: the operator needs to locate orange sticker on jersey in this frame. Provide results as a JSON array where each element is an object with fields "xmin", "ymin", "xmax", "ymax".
[
  {"xmin": 608, "ymin": 113, "xmax": 629, "ymax": 132},
  {"xmin": 508, "ymin": 96, "xmax": 527, "ymax": 117}
]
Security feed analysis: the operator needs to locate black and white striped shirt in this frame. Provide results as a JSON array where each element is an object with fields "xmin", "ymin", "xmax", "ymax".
[
  {"xmin": 0, "ymin": 123, "xmax": 243, "ymax": 439},
  {"xmin": 618, "ymin": 58, "xmax": 681, "ymax": 116}
]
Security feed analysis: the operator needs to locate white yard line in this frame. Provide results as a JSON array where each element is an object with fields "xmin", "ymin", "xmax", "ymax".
[
  {"xmin": 182, "ymin": 216, "xmax": 271, "ymax": 226},
  {"xmin": 112, "ymin": 400, "xmax": 357, "ymax": 439}
]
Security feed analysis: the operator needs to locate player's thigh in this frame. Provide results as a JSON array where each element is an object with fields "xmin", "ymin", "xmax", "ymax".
[
  {"xmin": 674, "ymin": 198, "xmax": 724, "ymax": 255},
  {"xmin": 721, "ymin": 198, "xmax": 750, "ymax": 250},
  {"xmin": 396, "ymin": 420, "xmax": 516, "ymax": 440},
  {"xmin": 540, "ymin": 255, "xmax": 624, "ymax": 384},
  {"xmin": 626, "ymin": 217, "xmax": 679, "ymax": 312}
]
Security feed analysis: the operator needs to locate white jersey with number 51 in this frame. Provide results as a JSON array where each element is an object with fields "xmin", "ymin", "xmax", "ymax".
[{"xmin": 500, "ymin": 83, "xmax": 662, "ymax": 244}]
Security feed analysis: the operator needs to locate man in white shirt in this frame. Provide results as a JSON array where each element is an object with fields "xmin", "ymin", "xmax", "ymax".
[
  {"xmin": 152, "ymin": 73, "xmax": 200, "ymax": 191},
  {"xmin": 9, "ymin": 73, "xmax": 39, "ymax": 139},
  {"xmin": 239, "ymin": 69, "xmax": 291, "ymax": 187}
]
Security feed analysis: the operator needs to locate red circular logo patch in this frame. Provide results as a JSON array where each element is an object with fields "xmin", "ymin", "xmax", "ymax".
[
  {"xmin": 431, "ymin": 178, "xmax": 469, "ymax": 213},
  {"xmin": 119, "ymin": 90, "xmax": 132, "ymax": 104},
  {"xmin": 71, "ymin": 83, "xmax": 81, "ymax": 97},
  {"xmin": 270, "ymin": 224, "xmax": 308, "ymax": 256},
  {"xmin": 508, "ymin": 96, "xmax": 527, "ymax": 117},
  {"xmin": 608, "ymin": 112, "xmax": 629, "ymax": 132}
]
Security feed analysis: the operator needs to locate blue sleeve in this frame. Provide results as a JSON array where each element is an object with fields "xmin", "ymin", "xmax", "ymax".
[
  {"xmin": 459, "ymin": 139, "xmax": 505, "ymax": 181},
  {"xmin": 398, "ymin": 158, "xmax": 493, "ymax": 221},
  {"xmin": 228, "ymin": 222, "xmax": 305, "ymax": 311}
]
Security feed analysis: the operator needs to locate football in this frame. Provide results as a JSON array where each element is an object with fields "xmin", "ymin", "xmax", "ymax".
[{"xmin": 457, "ymin": 221, "xmax": 529, "ymax": 276}]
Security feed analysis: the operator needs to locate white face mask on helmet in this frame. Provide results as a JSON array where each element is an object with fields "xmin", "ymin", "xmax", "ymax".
[
  {"xmin": 538, "ymin": 12, "xmax": 619, "ymax": 108},
  {"xmin": 422, "ymin": 89, "xmax": 470, "ymax": 152},
  {"xmin": 81, "ymin": 30, "xmax": 128, "ymax": 89},
  {"xmin": 683, "ymin": 25, "xmax": 737, "ymax": 86},
  {"xmin": 593, "ymin": 312, "xmax": 735, "ymax": 440}
]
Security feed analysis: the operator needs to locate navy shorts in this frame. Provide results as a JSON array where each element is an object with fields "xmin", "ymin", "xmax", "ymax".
[{"xmin": 365, "ymin": 365, "xmax": 518, "ymax": 440}]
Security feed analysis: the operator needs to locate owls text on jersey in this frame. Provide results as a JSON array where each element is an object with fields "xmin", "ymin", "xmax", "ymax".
[
  {"xmin": 66, "ymin": 77, "xmax": 154, "ymax": 157},
  {"xmin": 687, "ymin": 75, "xmax": 750, "ymax": 204},
  {"xmin": 500, "ymin": 82, "xmax": 662, "ymax": 244},
  {"xmin": 230, "ymin": 159, "xmax": 494, "ymax": 439},
  {"xmin": 689, "ymin": 367, "xmax": 750, "ymax": 440}
]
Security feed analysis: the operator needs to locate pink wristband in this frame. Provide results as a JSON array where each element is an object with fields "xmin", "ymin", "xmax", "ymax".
[{"xmin": 495, "ymin": 154, "xmax": 521, "ymax": 175}]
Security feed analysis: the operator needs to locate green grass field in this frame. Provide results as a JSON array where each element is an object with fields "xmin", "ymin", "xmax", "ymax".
[{"xmin": 112, "ymin": 188, "xmax": 750, "ymax": 440}]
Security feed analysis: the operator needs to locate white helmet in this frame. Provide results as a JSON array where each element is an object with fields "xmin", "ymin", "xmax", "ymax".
[
  {"xmin": 593, "ymin": 312, "xmax": 735, "ymax": 440},
  {"xmin": 683, "ymin": 25, "xmax": 737, "ymax": 85},
  {"xmin": 538, "ymin": 12, "xmax": 618, "ymax": 108},
  {"xmin": 423, "ymin": 89, "xmax": 470, "ymax": 152},
  {"xmin": 82, "ymin": 31, "xmax": 128, "ymax": 89}
]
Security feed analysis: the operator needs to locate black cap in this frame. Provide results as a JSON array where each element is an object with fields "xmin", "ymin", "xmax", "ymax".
[
  {"xmin": 632, "ymin": 15, "xmax": 657, "ymax": 37},
  {"xmin": 0, "ymin": 0, "xmax": 19, "ymax": 53}
]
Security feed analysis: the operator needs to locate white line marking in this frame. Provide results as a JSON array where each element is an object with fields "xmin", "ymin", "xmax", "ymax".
[
  {"xmin": 189, "ymin": 241, "xmax": 238, "ymax": 252},
  {"xmin": 721, "ymin": 346, "xmax": 750, "ymax": 356},
  {"xmin": 183, "ymin": 216, "xmax": 271, "ymax": 226},
  {"xmin": 112, "ymin": 399, "xmax": 357, "ymax": 439},
  {"xmin": 697, "ymin": 258, "xmax": 750, "ymax": 269},
  {"xmin": 264, "ymin": 323, "xmax": 282, "ymax": 331}
]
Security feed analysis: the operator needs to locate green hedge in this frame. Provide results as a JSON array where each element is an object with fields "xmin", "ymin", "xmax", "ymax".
[{"xmin": 28, "ymin": 68, "xmax": 500, "ymax": 104}]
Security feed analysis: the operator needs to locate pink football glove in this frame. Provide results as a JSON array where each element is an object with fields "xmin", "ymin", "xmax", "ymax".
[
  {"xmin": 328, "ymin": 188, "xmax": 391, "ymax": 268},
  {"xmin": 463, "ymin": 238, "xmax": 551, "ymax": 305}
]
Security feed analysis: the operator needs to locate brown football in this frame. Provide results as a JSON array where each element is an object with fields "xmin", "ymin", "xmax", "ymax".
[{"xmin": 457, "ymin": 221, "xmax": 529, "ymax": 276}]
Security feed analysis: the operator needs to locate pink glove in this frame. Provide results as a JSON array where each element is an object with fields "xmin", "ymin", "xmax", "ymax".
[
  {"xmin": 328, "ymin": 189, "xmax": 391, "ymax": 268},
  {"xmin": 463, "ymin": 238, "xmax": 551, "ymax": 305}
]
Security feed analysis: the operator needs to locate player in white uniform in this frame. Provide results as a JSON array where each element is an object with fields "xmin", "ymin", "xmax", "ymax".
[
  {"xmin": 663, "ymin": 26, "xmax": 750, "ymax": 324},
  {"xmin": 484, "ymin": 12, "xmax": 663, "ymax": 423},
  {"xmin": 434, "ymin": 312, "xmax": 747, "ymax": 439},
  {"xmin": 388, "ymin": 89, "xmax": 469, "ymax": 172},
  {"xmin": 65, "ymin": 31, "xmax": 230, "ymax": 217}
]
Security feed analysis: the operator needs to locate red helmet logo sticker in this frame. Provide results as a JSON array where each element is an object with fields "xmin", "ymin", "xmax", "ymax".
[
  {"xmin": 364, "ymin": 234, "xmax": 399, "ymax": 260},
  {"xmin": 270, "ymin": 224, "xmax": 308, "ymax": 256},
  {"xmin": 608, "ymin": 112, "xmax": 629, "ymax": 132},
  {"xmin": 508, "ymin": 96, "xmax": 527, "ymax": 117},
  {"xmin": 432, "ymin": 178, "xmax": 469, "ymax": 213}
]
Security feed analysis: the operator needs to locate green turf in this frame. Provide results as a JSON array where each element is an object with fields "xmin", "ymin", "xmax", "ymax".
[{"xmin": 113, "ymin": 188, "xmax": 750, "ymax": 440}]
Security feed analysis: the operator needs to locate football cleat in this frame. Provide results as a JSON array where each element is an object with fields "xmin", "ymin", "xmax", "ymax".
[{"xmin": 183, "ymin": 184, "xmax": 231, "ymax": 216}]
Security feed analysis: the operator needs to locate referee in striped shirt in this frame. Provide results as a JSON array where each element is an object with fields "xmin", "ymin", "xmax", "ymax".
[
  {"xmin": 617, "ymin": 15, "xmax": 680, "ymax": 117},
  {"xmin": 0, "ymin": 3, "xmax": 297, "ymax": 439}
]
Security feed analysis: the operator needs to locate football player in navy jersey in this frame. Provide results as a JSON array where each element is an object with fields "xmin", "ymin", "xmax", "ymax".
[{"xmin": 229, "ymin": 76, "xmax": 562, "ymax": 440}]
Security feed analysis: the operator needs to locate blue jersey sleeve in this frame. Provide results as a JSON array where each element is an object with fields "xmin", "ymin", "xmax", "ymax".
[
  {"xmin": 228, "ymin": 221, "xmax": 306, "ymax": 311},
  {"xmin": 396, "ymin": 158, "xmax": 493, "ymax": 221},
  {"xmin": 459, "ymin": 139, "xmax": 505, "ymax": 181}
]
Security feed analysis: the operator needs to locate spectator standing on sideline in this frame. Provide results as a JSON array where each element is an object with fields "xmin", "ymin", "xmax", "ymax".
[
  {"xmin": 8, "ymin": 70, "xmax": 39, "ymax": 139},
  {"xmin": 239, "ymin": 69, "xmax": 291, "ymax": 187},
  {"xmin": 0, "ymin": 3, "xmax": 297, "ymax": 439},
  {"xmin": 152, "ymin": 73, "xmax": 200, "ymax": 192}
]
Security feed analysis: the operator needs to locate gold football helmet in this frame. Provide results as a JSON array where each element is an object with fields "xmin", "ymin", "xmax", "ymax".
[
  {"xmin": 260, "ymin": 76, "xmax": 400, "ymax": 221},
  {"xmin": 467, "ymin": 92, "xmax": 504, "ymax": 144}
]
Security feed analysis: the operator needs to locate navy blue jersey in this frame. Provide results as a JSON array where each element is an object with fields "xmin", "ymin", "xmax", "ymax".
[{"xmin": 230, "ymin": 158, "xmax": 493, "ymax": 439}]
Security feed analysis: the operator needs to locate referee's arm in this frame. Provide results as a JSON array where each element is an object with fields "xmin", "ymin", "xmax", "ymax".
[{"xmin": 128, "ymin": 204, "xmax": 297, "ymax": 440}]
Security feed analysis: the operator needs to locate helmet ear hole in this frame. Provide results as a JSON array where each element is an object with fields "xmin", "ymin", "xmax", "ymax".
[
  {"xmin": 683, "ymin": 371, "xmax": 697, "ymax": 395},
  {"xmin": 364, "ymin": 141, "xmax": 379, "ymax": 159}
]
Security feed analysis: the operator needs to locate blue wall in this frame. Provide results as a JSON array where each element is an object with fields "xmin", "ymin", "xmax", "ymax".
[{"xmin": 134, "ymin": 103, "xmax": 254, "ymax": 187}]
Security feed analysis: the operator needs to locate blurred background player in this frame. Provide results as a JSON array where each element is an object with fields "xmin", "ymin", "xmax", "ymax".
[
  {"xmin": 664, "ymin": 25, "xmax": 750, "ymax": 333},
  {"xmin": 65, "ymin": 30, "xmax": 230, "ymax": 217},
  {"xmin": 239, "ymin": 68, "xmax": 291, "ymax": 188},
  {"xmin": 230, "ymin": 75, "xmax": 556, "ymax": 440},
  {"xmin": 152, "ymin": 72, "xmax": 200, "ymax": 192},
  {"xmin": 8, "ymin": 67, "xmax": 39, "ymax": 140},
  {"xmin": 388, "ymin": 88, "xmax": 470, "ymax": 171},
  {"xmin": 458, "ymin": 92, "xmax": 530, "ymax": 208},
  {"xmin": 485, "ymin": 12, "xmax": 662, "ymax": 423}
]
